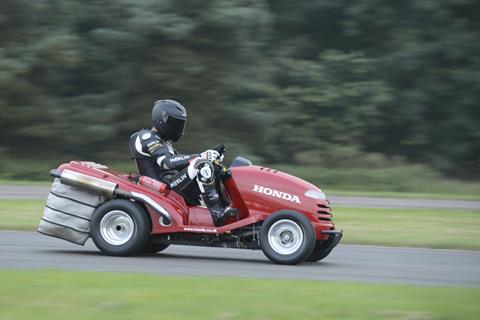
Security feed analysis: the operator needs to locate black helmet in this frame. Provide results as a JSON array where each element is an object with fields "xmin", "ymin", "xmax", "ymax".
[{"xmin": 151, "ymin": 99, "xmax": 187, "ymax": 142}]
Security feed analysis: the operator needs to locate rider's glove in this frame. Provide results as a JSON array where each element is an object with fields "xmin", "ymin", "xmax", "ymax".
[
  {"xmin": 212, "ymin": 144, "xmax": 225, "ymax": 162},
  {"xmin": 200, "ymin": 149, "xmax": 221, "ymax": 162}
]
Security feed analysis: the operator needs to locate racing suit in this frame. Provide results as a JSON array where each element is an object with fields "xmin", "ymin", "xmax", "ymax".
[{"xmin": 129, "ymin": 129, "xmax": 229, "ymax": 224}]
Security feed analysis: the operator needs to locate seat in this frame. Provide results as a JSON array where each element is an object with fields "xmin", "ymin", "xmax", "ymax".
[{"xmin": 134, "ymin": 158, "xmax": 161, "ymax": 180}]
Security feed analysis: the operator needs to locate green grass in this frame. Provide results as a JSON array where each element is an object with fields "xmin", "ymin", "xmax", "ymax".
[
  {"xmin": 2, "ymin": 199, "xmax": 479, "ymax": 250},
  {"xmin": 327, "ymin": 189, "xmax": 480, "ymax": 201},
  {"xmin": 0, "ymin": 270, "xmax": 479, "ymax": 320},
  {"xmin": 0, "ymin": 199, "xmax": 43, "ymax": 231},
  {"xmin": 0, "ymin": 179, "xmax": 50, "ymax": 186},
  {"xmin": 335, "ymin": 207, "xmax": 480, "ymax": 250}
]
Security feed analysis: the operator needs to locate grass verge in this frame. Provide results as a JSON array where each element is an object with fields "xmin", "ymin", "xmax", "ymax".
[
  {"xmin": 327, "ymin": 189, "xmax": 480, "ymax": 201},
  {"xmin": 0, "ymin": 179, "xmax": 50, "ymax": 186},
  {"xmin": 335, "ymin": 207, "xmax": 480, "ymax": 250},
  {"xmin": 0, "ymin": 199, "xmax": 43, "ymax": 231},
  {"xmin": 1, "ymin": 199, "xmax": 479, "ymax": 250},
  {"xmin": 0, "ymin": 270, "xmax": 479, "ymax": 320}
]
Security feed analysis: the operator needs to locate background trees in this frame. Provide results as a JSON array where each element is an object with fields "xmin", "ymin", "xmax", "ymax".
[{"xmin": 0, "ymin": 0, "xmax": 478, "ymax": 179}]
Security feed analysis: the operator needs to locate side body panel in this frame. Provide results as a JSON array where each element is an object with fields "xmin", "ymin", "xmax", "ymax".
[{"xmin": 56, "ymin": 161, "xmax": 336, "ymax": 239}]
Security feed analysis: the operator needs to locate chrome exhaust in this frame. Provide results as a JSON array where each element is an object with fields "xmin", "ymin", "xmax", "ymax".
[
  {"xmin": 53, "ymin": 169, "xmax": 117, "ymax": 198},
  {"xmin": 51, "ymin": 169, "xmax": 172, "ymax": 224}
]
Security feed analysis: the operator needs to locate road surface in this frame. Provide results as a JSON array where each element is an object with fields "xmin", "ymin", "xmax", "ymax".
[
  {"xmin": 1, "ymin": 185, "xmax": 479, "ymax": 210},
  {"xmin": 1, "ymin": 231, "xmax": 479, "ymax": 287}
]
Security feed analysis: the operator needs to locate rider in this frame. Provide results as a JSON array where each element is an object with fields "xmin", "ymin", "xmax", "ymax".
[{"xmin": 129, "ymin": 99, "xmax": 236, "ymax": 226}]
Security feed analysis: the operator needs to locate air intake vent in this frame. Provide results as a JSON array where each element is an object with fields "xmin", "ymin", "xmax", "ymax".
[
  {"xmin": 316, "ymin": 213, "xmax": 332, "ymax": 221},
  {"xmin": 317, "ymin": 203, "xmax": 331, "ymax": 213}
]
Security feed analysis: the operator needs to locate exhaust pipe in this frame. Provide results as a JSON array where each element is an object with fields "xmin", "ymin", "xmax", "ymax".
[
  {"xmin": 53, "ymin": 169, "xmax": 117, "ymax": 198},
  {"xmin": 51, "ymin": 169, "xmax": 172, "ymax": 224}
]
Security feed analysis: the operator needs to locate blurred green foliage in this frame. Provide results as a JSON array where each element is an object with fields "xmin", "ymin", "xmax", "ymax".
[{"xmin": 0, "ymin": 0, "xmax": 478, "ymax": 178}]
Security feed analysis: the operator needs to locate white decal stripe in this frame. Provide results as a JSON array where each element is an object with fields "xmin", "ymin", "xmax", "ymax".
[
  {"xmin": 135, "ymin": 136, "xmax": 151, "ymax": 157},
  {"xmin": 187, "ymin": 160, "xmax": 199, "ymax": 179},
  {"xmin": 167, "ymin": 142, "xmax": 175, "ymax": 155},
  {"xmin": 157, "ymin": 156, "xmax": 166, "ymax": 167},
  {"xmin": 196, "ymin": 178, "xmax": 205, "ymax": 193}
]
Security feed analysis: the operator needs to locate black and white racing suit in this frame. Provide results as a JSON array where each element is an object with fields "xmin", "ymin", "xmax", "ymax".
[{"xmin": 129, "ymin": 129, "xmax": 220, "ymax": 208}]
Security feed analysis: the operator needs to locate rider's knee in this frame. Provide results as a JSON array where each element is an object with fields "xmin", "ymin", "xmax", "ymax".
[{"xmin": 187, "ymin": 158, "xmax": 214, "ymax": 185}]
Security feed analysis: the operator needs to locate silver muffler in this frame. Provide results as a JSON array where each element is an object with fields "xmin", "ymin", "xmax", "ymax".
[
  {"xmin": 50, "ymin": 169, "xmax": 172, "ymax": 224},
  {"xmin": 55, "ymin": 169, "xmax": 118, "ymax": 198}
]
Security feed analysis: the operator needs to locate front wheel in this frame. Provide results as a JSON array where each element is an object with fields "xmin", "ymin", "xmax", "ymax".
[
  {"xmin": 305, "ymin": 233, "xmax": 342, "ymax": 262},
  {"xmin": 305, "ymin": 242, "xmax": 333, "ymax": 262},
  {"xmin": 91, "ymin": 199, "xmax": 150, "ymax": 256},
  {"xmin": 260, "ymin": 210, "xmax": 316, "ymax": 265}
]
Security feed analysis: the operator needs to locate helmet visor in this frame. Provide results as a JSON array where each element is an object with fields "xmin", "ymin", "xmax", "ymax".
[{"xmin": 167, "ymin": 116, "xmax": 186, "ymax": 141}]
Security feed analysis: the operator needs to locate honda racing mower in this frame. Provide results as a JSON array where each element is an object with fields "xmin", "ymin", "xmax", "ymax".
[{"xmin": 39, "ymin": 156, "xmax": 342, "ymax": 265}]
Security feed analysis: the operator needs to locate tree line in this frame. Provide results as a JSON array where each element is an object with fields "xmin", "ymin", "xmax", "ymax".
[{"xmin": 0, "ymin": 0, "xmax": 478, "ymax": 178}]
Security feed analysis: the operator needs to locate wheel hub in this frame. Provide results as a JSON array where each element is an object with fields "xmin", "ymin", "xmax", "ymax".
[
  {"xmin": 99, "ymin": 210, "xmax": 135, "ymax": 246},
  {"xmin": 280, "ymin": 231, "xmax": 293, "ymax": 244},
  {"xmin": 267, "ymin": 219, "xmax": 304, "ymax": 255}
]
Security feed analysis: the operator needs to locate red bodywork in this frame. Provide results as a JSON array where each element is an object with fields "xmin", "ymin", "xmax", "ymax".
[{"xmin": 57, "ymin": 161, "xmax": 335, "ymax": 240}]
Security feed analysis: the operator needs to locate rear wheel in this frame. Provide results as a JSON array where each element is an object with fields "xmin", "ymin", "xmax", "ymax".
[
  {"xmin": 91, "ymin": 199, "xmax": 150, "ymax": 256},
  {"xmin": 260, "ymin": 210, "xmax": 316, "ymax": 265}
]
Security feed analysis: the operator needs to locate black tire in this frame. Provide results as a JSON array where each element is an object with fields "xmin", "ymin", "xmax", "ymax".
[
  {"xmin": 260, "ymin": 210, "xmax": 316, "ymax": 265},
  {"xmin": 141, "ymin": 241, "xmax": 170, "ymax": 253},
  {"xmin": 305, "ymin": 241, "xmax": 333, "ymax": 262},
  {"xmin": 91, "ymin": 199, "xmax": 150, "ymax": 256}
]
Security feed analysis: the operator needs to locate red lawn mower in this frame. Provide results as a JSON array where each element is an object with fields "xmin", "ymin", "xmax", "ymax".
[{"xmin": 40, "ymin": 156, "xmax": 342, "ymax": 265}]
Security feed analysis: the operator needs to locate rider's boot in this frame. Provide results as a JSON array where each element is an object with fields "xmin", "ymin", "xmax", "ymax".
[{"xmin": 202, "ymin": 187, "xmax": 238, "ymax": 227}]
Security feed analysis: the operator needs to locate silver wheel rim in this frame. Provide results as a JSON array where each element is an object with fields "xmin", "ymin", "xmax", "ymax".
[
  {"xmin": 267, "ymin": 219, "xmax": 304, "ymax": 255},
  {"xmin": 99, "ymin": 210, "xmax": 135, "ymax": 246}
]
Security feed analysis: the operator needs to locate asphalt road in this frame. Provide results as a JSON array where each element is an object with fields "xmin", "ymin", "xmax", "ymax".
[
  {"xmin": 1, "ymin": 231, "xmax": 479, "ymax": 287},
  {"xmin": 1, "ymin": 185, "xmax": 479, "ymax": 210}
]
